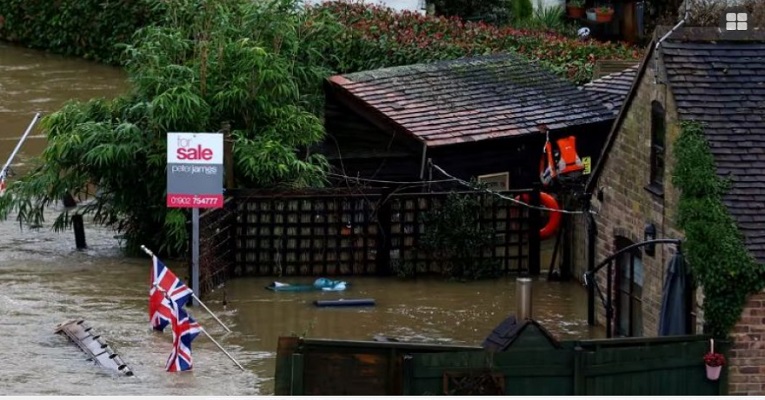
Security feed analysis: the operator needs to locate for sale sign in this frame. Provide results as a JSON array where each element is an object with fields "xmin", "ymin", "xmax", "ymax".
[{"xmin": 166, "ymin": 132, "xmax": 224, "ymax": 208}]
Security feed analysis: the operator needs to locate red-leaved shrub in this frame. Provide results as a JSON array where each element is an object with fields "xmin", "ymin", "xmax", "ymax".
[{"xmin": 308, "ymin": 1, "xmax": 643, "ymax": 84}]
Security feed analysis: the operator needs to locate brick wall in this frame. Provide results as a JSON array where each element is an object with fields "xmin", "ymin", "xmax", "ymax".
[
  {"xmin": 572, "ymin": 60, "xmax": 690, "ymax": 336},
  {"xmin": 729, "ymin": 291, "xmax": 765, "ymax": 395},
  {"xmin": 573, "ymin": 53, "xmax": 765, "ymax": 394}
]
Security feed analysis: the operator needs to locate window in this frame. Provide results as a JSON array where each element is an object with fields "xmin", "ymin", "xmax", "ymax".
[
  {"xmin": 477, "ymin": 172, "xmax": 510, "ymax": 191},
  {"xmin": 726, "ymin": 11, "xmax": 748, "ymax": 31},
  {"xmin": 615, "ymin": 237, "xmax": 644, "ymax": 337},
  {"xmin": 649, "ymin": 101, "xmax": 666, "ymax": 192}
]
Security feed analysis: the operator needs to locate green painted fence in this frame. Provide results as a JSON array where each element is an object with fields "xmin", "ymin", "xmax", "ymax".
[{"xmin": 275, "ymin": 335, "xmax": 728, "ymax": 395}]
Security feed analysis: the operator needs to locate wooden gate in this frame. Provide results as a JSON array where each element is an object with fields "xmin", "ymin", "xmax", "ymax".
[{"xmin": 403, "ymin": 336, "xmax": 726, "ymax": 395}]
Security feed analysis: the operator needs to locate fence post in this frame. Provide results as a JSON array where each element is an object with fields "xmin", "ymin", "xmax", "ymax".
[
  {"xmin": 376, "ymin": 192, "xmax": 392, "ymax": 276},
  {"xmin": 573, "ymin": 346, "xmax": 586, "ymax": 395},
  {"xmin": 221, "ymin": 121, "xmax": 235, "ymax": 190},
  {"xmin": 528, "ymin": 185, "xmax": 542, "ymax": 276}
]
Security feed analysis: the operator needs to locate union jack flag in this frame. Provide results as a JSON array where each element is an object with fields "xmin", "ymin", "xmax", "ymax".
[
  {"xmin": 165, "ymin": 296, "xmax": 201, "ymax": 372},
  {"xmin": 149, "ymin": 255, "xmax": 193, "ymax": 331}
]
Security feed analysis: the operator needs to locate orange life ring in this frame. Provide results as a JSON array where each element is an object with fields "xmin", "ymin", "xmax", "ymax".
[{"xmin": 515, "ymin": 192, "xmax": 562, "ymax": 240}]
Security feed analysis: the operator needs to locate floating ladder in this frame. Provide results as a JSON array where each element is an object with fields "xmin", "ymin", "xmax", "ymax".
[{"xmin": 54, "ymin": 319, "xmax": 134, "ymax": 376}]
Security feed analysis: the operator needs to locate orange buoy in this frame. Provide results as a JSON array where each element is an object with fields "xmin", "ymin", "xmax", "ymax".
[{"xmin": 516, "ymin": 192, "xmax": 562, "ymax": 240}]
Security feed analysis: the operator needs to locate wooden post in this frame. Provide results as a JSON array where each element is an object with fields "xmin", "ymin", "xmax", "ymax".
[
  {"xmin": 376, "ymin": 190, "xmax": 393, "ymax": 276},
  {"xmin": 222, "ymin": 121, "xmax": 235, "ymax": 190},
  {"xmin": 72, "ymin": 214, "xmax": 87, "ymax": 250},
  {"xmin": 528, "ymin": 185, "xmax": 542, "ymax": 276}
]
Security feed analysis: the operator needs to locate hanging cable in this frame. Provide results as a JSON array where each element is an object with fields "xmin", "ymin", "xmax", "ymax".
[
  {"xmin": 326, "ymin": 172, "xmax": 458, "ymax": 186},
  {"xmin": 429, "ymin": 163, "xmax": 594, "ymax": 215}
]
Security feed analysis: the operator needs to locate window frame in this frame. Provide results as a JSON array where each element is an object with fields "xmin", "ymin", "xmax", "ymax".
[{"xmin": 648, "ymin": 100, "xmax": 666, "ymax": 195}]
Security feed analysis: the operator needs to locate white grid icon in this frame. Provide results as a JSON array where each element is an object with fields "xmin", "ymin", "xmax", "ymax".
[{"xmin": 726, "ymin": 12, "xmax": 748, "ymax": 31}]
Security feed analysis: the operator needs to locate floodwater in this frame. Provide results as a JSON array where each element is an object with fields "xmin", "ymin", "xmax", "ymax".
[{"xmin": 0, "ymin": 42, "xmax": 600, "ymax": 395}]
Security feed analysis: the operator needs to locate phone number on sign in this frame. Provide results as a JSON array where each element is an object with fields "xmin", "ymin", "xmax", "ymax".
[{"xmin": 167, "ymin": 194, "xmax": 223, "ymax": 208}]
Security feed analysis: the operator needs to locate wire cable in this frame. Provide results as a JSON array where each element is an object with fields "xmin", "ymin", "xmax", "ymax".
[{"xmin": 429, "ymin": 163, "xmax": 593, "ymax": 215}]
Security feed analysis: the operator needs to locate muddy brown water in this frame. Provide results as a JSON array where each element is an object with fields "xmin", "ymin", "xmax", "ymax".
[{"xmin": 0, "ymin": 42, "xmax": 601, "ymax": 395}]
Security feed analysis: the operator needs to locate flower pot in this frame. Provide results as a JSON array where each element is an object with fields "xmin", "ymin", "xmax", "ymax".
[
  {"xmin": 595, "ymin": 9, "xmax": 614, "ymax": 23},
  {"xmin": 586, "ymin": 9, "xmax": 597, "ymax": 21},
  {"xmin": 706, "ymin": 365, "xmax": 722, "ymax": 381},
  {"xmin": 567, "ymin": 5, "xmax": 585, "ymax": 19}
]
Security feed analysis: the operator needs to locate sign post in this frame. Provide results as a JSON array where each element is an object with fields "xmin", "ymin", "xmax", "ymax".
[{"xmin": 167, "ymin": 132, "xmax": 224, "ymax": 306}]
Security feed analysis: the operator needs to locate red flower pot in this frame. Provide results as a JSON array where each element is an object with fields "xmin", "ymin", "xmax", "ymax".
[
  {"xmin": 595, "ymin": 9, "xmax": 614, "ymax": 23},
  {"xmin": 567, "ymin": 5, "xmax": 585, "ymax": 19}
]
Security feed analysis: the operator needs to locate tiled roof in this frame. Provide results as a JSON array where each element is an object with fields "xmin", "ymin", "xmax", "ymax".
[
  {"xmin": 327, "ymin": 53, "xmax": 618, "ymax": 147},
  {"xmin": 661, "ymin": 32, "xmax": 765, "ymax": 263},
  {"xmin": 581, "ymin": 65, "xmax": 639, "ymax": 113}
]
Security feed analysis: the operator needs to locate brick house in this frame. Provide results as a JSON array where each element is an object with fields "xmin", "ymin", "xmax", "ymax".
[{"xmin": 573, "ymin": 26, "xmax": 765, "ymax": 394}]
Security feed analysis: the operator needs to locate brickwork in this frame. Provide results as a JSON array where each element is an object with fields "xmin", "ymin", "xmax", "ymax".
[
  {"xmin": 573, "ymin": 60, "xmax": 688, "ymax": 336},
  {"xmin": 573, "ymin": 49, "xmax": 765, "ymax": 393},
  {"xmin": 728, "ymin": 291, "xmax": 765, "ymax": 395}
]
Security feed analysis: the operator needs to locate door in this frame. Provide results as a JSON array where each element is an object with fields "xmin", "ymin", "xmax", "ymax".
[{"xmin": 614, "ymin": 237, "xmax": 644, "ymax": 337}]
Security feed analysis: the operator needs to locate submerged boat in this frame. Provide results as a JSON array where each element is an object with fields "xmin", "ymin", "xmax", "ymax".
[{"xmin": 266, "ymin": 277, "xmax": 348, "ymax": 292}]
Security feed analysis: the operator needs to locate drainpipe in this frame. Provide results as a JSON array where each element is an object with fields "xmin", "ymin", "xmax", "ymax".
[
  {"xmin": 517, "ymin": 277, "xmax": 533, "ymax": 320},
  {"xmin": 418, "ymin": 142, "xmax": 428, "ymax": 180},
  {"xmin": 586, "ymin": 194, "xmax": 598, "ymax": 326},
  {"xmin": 654, "ymin": 0, "xmax": 690, "ymax": 84}
]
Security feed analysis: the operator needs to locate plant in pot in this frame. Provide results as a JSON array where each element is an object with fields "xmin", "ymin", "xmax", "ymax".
[
  {"xmin": 703, "ymin": 350, "xmax": 726, "ymax": 381},
  {"xmin": 586, "ymin": 7, "xmax": 596, "ymax": 21},
  {"xmin": 594, "ymin": 5, "xmax": 614, "ymax": 22},
  {"xmin": 566, "ymin": 0, "xmax": 585, "ymax": 18}
]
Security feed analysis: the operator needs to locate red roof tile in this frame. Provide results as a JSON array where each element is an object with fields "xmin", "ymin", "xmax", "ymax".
[{"xmin": 327, "ymin": 53, "xmax": 618, "ymax": 146}]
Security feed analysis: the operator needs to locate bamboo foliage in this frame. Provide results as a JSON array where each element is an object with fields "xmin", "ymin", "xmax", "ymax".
[{"xmin": 0, "ymin": 0, "xmax": 341, "ymax": 257}]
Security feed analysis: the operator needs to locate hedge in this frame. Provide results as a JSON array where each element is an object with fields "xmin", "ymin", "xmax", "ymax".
[{"xmin": 310, "ymin": 1, "xmax": 643, "ymax": 84}]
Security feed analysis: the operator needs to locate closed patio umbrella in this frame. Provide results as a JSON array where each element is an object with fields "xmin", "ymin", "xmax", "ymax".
[{"xmin": 658, "ymin": 249, "xmax": 689, "ymax": 336}]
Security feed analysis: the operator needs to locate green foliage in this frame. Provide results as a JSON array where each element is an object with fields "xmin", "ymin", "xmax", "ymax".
[
  {"xmin": 672, "ymin": 121, "xmax": 765, "ymax": 338},
  {"xmin": 513, "ymin": 3, "xmax": 572, "ymax": 35},
  {"xmin": 510, "ymin": 0, "xmax": 534, "ymax": 22},
  {"xmin": 0, "ymin": 0, "xmax": 164, "ymax": 64},
  {"xmin": 430, "ymin": 0, "xmax": 512, "ymax": 24},
  {"xmin": 0, "ymin": 0, "xmax": 338, "ymax": 257},
  {"xmin": 311, "ymin": 1, "xmax": 641, "ymax": 85},
  {"xmin": 411, "ymin": 192, "xmax": 500, "ymax": 280}
]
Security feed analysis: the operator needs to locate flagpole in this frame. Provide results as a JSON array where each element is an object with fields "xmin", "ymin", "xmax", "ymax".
[
  {"xmin": 141, "ymin": 245, "xmax": 232, "ymax": 333},
  {"xmin": 1, "ymin": 112, "xmax": 41, "ymax": 179},
  {"xmin": 158, "ymin": 287, "xmax": 245, "ymax": 372},
  {"xmin": 199, "ymin": 326, "xmax": 245, "ymax": 371}
]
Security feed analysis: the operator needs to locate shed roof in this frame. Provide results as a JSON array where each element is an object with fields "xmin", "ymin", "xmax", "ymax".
[
  {"xmin": 581, "ymin": 65, "xmax": 640, "ymax": 113},
  {"xmin": 326, "ymin": 53, "xmax": 619, "ymax": 147}
]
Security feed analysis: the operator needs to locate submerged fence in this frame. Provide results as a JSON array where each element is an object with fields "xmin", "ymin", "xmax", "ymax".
[{"xmin": 195, "ymin": 188, "xmax": 542, "ymax": 297}]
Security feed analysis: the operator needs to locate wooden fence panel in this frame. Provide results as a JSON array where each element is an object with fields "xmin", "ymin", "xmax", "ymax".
[
  {"xmin": 233, "ymin": 192, "xmax": 380, "ymax": 276},
  {"xmin": 229, "ymin": 189, "xmax": 536, "ymax": 277},
  {"xmin": 196, "ymin": 198, "xmax": 236, "ymax": 298},
  {"xmin": 403, "ymin": 350, "xmax": 573, "ymax": 395},
  {"xmin": 580, "ymin": 338, "xmax": 723, "ymax": 395}
]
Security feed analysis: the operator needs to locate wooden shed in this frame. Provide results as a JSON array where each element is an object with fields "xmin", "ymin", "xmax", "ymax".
[{"xmin": 319, "ymin": 53, "xmax": 632, "ymax": 190}]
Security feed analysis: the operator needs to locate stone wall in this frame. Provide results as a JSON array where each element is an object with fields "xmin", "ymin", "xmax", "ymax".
[
  {"xmin": 572, "ymin": 57, "xmax": 689, "ymax": 336},
  {"xmin": 573, "ymin": 49, "xmax": 765, "ymax": 394}
]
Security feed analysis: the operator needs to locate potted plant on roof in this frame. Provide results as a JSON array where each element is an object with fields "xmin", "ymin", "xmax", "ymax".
[
  {"xmin": 594, "ymin": 4, "xmax": 614, "ymax": 22},
  {"xmin": 566, "ymin": 0, "xmax": 586, "ymax": 19},
  {"xmin": 703, "ymin": 339, "xmax": 726, "ymax": 381}
]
